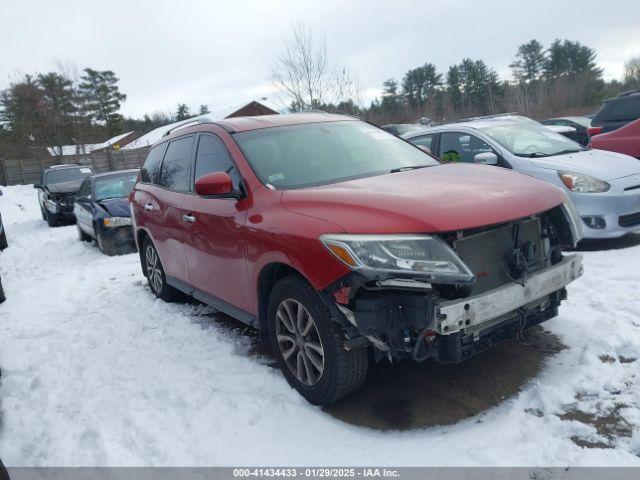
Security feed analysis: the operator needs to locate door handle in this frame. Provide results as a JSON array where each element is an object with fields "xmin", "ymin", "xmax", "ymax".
[
  {"xmin": 182, "ymin": 214, "xmax": 196, "ymax": 223},
  {"xmin": 144, "ymin": 203, "xmax": 154, "ymax": 211}
]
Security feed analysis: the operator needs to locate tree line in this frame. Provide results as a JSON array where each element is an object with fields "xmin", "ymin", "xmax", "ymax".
[
  {"xmin": 2, "ymin": 28, "xmax": 640, "ymax": 162},
  {"xmin": 0, "ymin": 68, "xmax": 128, "ymax": 158},
  {"xmin": 365, "ymin": 39, "xmax": 638, "ymax": 124}
]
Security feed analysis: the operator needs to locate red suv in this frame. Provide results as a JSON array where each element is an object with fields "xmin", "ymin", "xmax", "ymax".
[{"xmin": 130, "ymin": 113, "xmax": 583, "ymax": 405}]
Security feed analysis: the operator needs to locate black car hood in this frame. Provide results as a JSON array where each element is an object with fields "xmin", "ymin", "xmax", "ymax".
[
  {"xmin": 96, "ymin": 197, "xmax": 131, "ymax": 217},
  {"xmin": 46, "ymin": 179, "xmax": 84, "ymax": 194}
]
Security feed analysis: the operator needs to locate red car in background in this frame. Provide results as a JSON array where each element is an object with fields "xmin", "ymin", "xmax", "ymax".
[
  {"xmin": 130, "ymin": 113, "xmax": 583, "ymax": 405},
  {"xmin": 589, "ymin": 118, "xmax": 640, "ymax": 159}
]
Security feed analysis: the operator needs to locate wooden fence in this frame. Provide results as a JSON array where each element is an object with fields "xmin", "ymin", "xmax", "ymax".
[{"xmin": 0, "ymin": 146, "xmax": 151, "ymax": 186}]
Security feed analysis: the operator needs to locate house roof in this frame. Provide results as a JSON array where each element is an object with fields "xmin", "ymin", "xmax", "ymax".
[
  {"xmin": 47, "ymin": 131, "xmax": 134, "ymax": 157},
  {"xmin": 122, "ymin": 98, "xmax": 286, "ymax": 150}
]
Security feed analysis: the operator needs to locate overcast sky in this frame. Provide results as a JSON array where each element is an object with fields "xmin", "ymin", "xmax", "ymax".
[{"xmin": 1, "ymin": 0, "xmax": 639, "ymax": 118}]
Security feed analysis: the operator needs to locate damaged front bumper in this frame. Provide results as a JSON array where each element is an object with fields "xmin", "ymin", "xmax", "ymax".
[
  {"xmin": 330, "ymin": 254, "xmax": 583, "ymax": 364},
  {"xmin": 435, "ymin": 254, "xmax": 583, "ymax": 335}
]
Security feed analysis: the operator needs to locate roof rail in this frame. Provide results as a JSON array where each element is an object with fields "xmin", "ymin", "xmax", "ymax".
[
  {"xmin": 444, "ymin": 112, "xmax": 521, "ymax": 124},
  {"xmin": 163, "ymin": 118, "xmax": 213, "ymax": 137},
  {"xmin": 616, "ymin": 89, "xmax": 640, "ymax": 97}
]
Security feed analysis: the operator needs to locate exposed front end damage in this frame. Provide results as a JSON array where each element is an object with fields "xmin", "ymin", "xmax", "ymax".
[{"xmin": 323, "ymin": 204, "xmax": 583, "ymax": 364}]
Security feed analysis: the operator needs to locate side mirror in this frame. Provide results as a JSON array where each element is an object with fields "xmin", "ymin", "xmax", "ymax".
[
  {"xmin": 474, "ymin": 152, "xmax": 498, "ymax": 165},
  {"xmin": 195, "ymin": 172, "xmax": 236, "ymax": 197}
]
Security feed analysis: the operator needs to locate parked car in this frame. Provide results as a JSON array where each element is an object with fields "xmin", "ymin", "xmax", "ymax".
[
  {"xmin": 0, "ymin": 188, "xmax": 7, "ymax": 250},
  {"xmin": 589, "ymin": 117, "xmax": 640, "ymax": 159},
  {"xmin": 74, "ymin": 169, "xmax": 139, "ymax": 255},
  {"xmin": 542, "ymin": 116, "xmax": 592, "ymax": 146},
  {"xmin": 35, "ymin": 164, "xmax": 95, "ymax": 226},
  {"xmin": 130, "ymin": 112, "xmax": 583, "ymax": 405},
  {"xmin": 381, "ymin": 123, "xmax": 429, "ymax": 136},
  {"xmin": 589, "ymin": 89, "xmax": 640, "ymax": 138},
  {"xmin": 404, "ymin": 118, "xmax": 640, "ymax": 239}
]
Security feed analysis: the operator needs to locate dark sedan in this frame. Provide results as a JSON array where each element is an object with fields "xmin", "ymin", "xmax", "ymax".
[
  {"xmin": 74, "ymin": 169, "xmax": 139, "ymax": 255},
  {"xmin": 541, "ymin": 116, "xmax": 592, "ymax": 146},
  {"xmin": 35, "ymin": 164, "xmax": 95, "ymax": 226}
]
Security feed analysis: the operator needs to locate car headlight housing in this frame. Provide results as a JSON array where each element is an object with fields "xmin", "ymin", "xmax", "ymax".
[
  {"xmin": 558, "ymin": 171, "xmax": 610, "ymax": 193},
  {"xmin": 103, "ymin": 217, "xmax": 132, "ymax": 228},
  {"xmin": 320, "ymin": 234, "xmax": 474, "ymax": 283}
]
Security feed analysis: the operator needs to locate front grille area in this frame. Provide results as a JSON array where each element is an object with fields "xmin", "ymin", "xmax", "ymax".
[
  {"xmin": 619, "ymin": 211, "xmax": 640, "ymax": 228},
  {"xmin": 453, "ymin": 218, "xmax": 545, "ymax": 295}
]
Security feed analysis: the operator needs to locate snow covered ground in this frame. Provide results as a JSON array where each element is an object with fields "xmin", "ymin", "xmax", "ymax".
[{"xmin": 0, "ymin": 184, "xmax": 639, "ymax": 466}]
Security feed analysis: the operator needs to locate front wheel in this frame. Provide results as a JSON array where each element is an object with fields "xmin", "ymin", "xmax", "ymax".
[
  {"xmin": 141, "ymin": 238, "xmax": 182, "ymax": 302},
  {"xmin": 267, "ymin": 276, "xmax": 369, "ymax": 405}
]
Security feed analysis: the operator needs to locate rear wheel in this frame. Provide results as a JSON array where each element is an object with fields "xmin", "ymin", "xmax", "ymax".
[
  {"xmin": 142, "ymin": 238, "xmax": 182, "ymax": 302},
  {"xmin": 267, "ymin": 275, "xmax": 369, "ymax": 405}
]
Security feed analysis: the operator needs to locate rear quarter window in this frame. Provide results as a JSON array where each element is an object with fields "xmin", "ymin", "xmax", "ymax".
[{"xmin": 140, "ymin": 144, "xmax": 165, "ymax": 183}]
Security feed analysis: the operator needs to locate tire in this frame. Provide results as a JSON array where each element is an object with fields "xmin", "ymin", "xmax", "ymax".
[
  {"xmin": 0, "ymin": 228, "xmax": 7, "ymax": 251},
  {"xmin": 46, "ymin": 211, "xmax": 58, "ymax": 227},
  {"xmin": 267, "ymin": 275, "xmax": 369, "ymax": 405},
  {"xmin": 141, "ymin": 237, "xmax": 182, "ymax": 302},
  {"xmin": 77, "ymin": 225, "xmax": 92, "ymax": 242}
]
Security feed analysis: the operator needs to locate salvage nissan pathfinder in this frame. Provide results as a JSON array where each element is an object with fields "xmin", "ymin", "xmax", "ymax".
[{"xmin": 130, "ymin": 113, "xmax": 583, "ymax": 405}]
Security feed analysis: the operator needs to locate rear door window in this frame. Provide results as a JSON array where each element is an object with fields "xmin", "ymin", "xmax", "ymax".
[
  {"xmin": 140, "ymin": 144, "xmax": 166, "ymax": 183},
  {"xmin": 158, "ymin": 136, "xmax": 195, "ymax": 192}
]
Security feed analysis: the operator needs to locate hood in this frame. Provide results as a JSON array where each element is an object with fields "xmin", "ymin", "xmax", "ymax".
[
  {"xmin": 96, "ymin": 197, "xmax": 131, "ymax": 217},
  {"xmin": 281, "ymin": 164, "xmax": 567, "ymax": 234},
  {"xmin": 46, "ymin": 179, "xmax": 84, "ymax": 194},
  {"xmin": 531, "ymin": 149, "xmax": 640, "ymax": 181}
]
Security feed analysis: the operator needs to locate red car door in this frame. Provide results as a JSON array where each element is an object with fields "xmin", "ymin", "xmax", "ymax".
[
  {"xmin": 181, "ymin": 133, "xmax": 252, "ymax": 313},
  {"xmin": 143, "ymin": 135, "xmax": 196, "ymax": 283}
]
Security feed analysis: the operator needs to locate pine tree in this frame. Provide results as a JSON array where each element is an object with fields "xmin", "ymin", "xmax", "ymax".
[
  {"xmin": 78, "ymin": 68, "xmax": 126, "ymax": 136},
  {"xmin": 380, "ymin": 79, "xmax": 401, "ymax": 114},
  {"xmin": 199, "ymin": 104, "xmax": 210, "ymax": 115},
  {"xmin": 510, "ymin": 40, "xmax": 546, "ymax": 83},
  {"xmin": 176, "ymin": 104, "xmax": 191, "ymax": 121}
]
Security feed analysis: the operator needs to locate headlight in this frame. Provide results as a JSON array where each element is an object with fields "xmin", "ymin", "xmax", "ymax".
[
  {"xmin": 44, "ymin": 199, "xmax": 59, "ymax": 212},
  {"xmin": 103, "ymin": 217, "xmax": 132, "ymax": 228},
  {"xmin": 320, "ymin": 234, "xmax": 474, "ymax": 283},
  {"xmin": 558, "ymin": 171, "xmax": 610, "ymax": 193}
]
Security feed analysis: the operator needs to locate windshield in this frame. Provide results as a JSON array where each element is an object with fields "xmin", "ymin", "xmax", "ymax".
[
  {"xmin": 233, "ymin": 120, "xmax": 439, "ymax": 189},
  {"xmin": 93, "ymin": 172, "xmax": 138, "ymax": 201},
  {"xmin": 44, "ymin": 167, "xmax": 93, "ymax": 185},
  {"xmin": 480, "ymin": 123, "xmax": 584, "ymax": 157}
]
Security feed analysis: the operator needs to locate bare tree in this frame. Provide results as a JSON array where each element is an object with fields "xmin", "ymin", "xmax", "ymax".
[
  {"xmin": 270, "ymin": 22, "xmax": 330, "ymax": 110},
  {"xmin": 332, "ymin": 66, "xmax": 363, "ymax": 114},
  {"xmin": 624, "ymin": 56, "xmax": 640, "ymax": 89}
]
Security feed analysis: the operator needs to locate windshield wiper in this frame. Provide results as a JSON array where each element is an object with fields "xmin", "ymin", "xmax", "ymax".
[
  {"xmin": 554, "ymin": 148, "xmax": 585, "ymax": 155},
  {"xmin": 389, "ymin": 165, "xmax": 432, "ymax": 173},
  {"xmin": 521, "ymin": 152, "xmax": 551, "ymax": 158}
]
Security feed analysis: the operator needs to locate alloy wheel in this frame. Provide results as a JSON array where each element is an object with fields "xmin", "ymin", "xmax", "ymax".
[
  {"xmin": 275, "ymin": 299, "xmax": 325, "ymax": 386},
  {"xmin": 145, "ymin": 244, "xmax": 163, "ymax": 293}
]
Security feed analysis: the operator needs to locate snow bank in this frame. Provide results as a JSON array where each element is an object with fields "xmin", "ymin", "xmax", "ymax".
[{"xmin": 0, "ymin": 185, "xmax": 638, "ymax": 466}]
